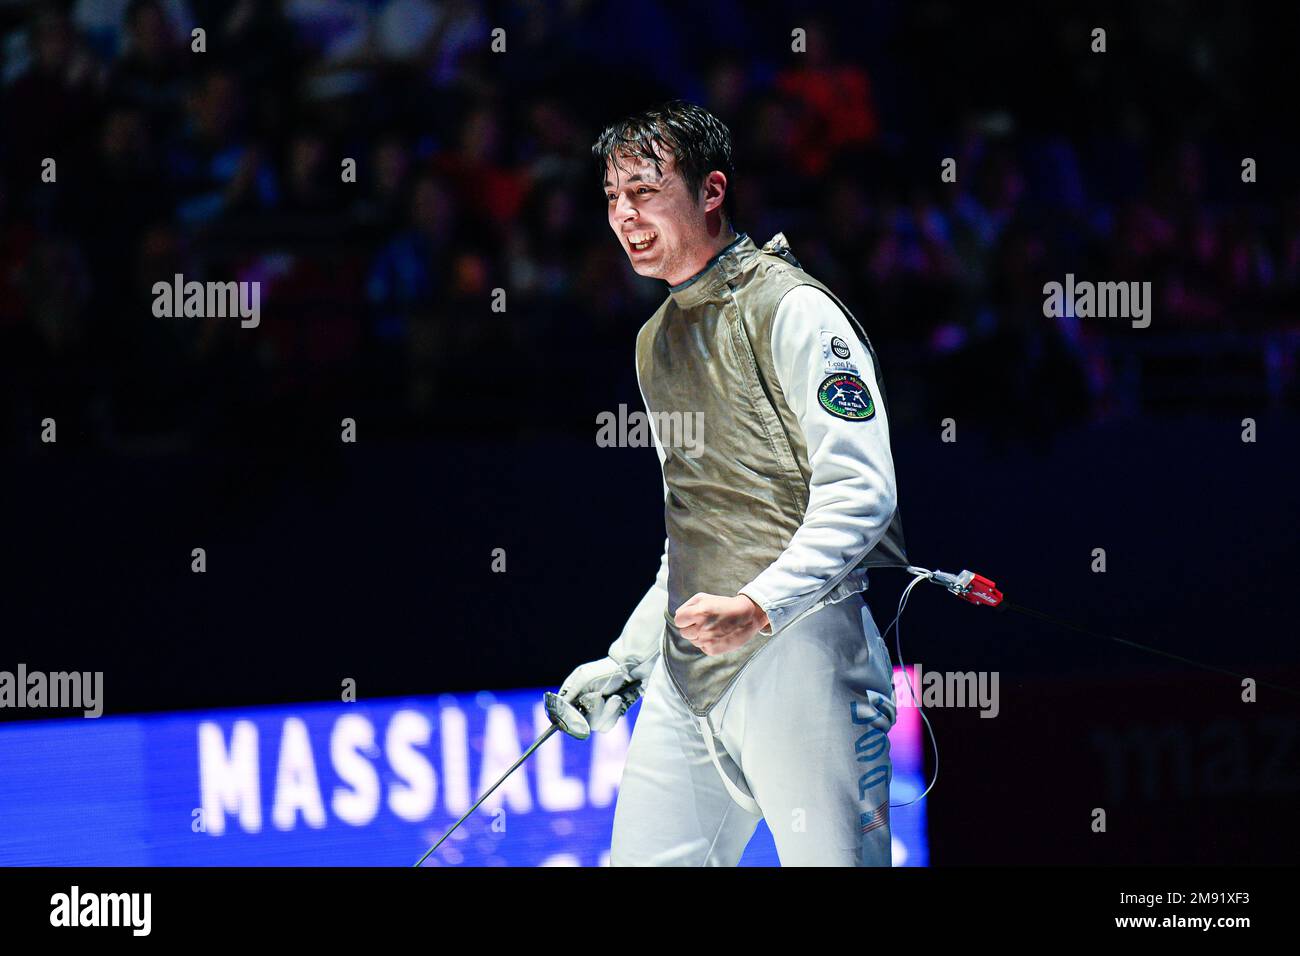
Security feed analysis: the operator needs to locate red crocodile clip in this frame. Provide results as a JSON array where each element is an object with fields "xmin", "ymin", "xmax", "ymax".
[{"xmin": 957, "ymin": 573, "xmax": 1003, "ymax": 607}]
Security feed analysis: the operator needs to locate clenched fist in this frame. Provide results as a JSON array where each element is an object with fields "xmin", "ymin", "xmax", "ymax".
[{"xmin": 673, "ymin": 593, "xmax": 770, "ymax": 656}]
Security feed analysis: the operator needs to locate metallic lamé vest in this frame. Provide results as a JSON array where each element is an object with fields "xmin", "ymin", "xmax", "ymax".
[{"xmin": 637, "ymin": 233, "xmax": 908, "ymax": 716}]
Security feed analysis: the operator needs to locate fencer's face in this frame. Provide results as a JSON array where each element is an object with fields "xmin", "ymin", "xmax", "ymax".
[{"xmin": 604, "ymin": 147, "xmax": 713, "ymax": 284}]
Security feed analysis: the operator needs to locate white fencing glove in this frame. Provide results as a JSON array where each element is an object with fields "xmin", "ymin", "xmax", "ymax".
[
  {"xmin": 557, "ymin": 539, "xmax": 668, "ymax": 733},
  {"xmin": 556, "ymin": 656, "xmax": 643, "ymax": 734}
]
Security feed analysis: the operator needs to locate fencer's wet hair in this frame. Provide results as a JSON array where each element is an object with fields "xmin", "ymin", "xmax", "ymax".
[{"xmin": 593, "ymin": 100, "xmax": 736, "ymax": 224}]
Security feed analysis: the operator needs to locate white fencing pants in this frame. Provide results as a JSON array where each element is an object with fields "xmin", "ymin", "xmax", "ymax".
[{"xmin": 610, "ymin": 596, "xmax": 897, "ymax": 866}]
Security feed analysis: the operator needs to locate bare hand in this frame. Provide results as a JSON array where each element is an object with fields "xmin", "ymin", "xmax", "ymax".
[{"xmin": 673, "ymin": 593, "xmax": 770, "ymax": 657}]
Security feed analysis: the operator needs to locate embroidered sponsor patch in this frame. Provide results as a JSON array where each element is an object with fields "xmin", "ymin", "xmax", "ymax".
[
  {"xmin": 817, "ymin": 373, "xmax": 876, "ymax": 421},
  {"xmin": 819, "ymin": 330, "xmax": 859, "ymax": 374}
]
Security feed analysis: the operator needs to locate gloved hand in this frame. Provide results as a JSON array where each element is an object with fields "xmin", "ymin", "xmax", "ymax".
[{"xmin": 556, "ymin": 656, "xmax": 643, "ymax": 733}]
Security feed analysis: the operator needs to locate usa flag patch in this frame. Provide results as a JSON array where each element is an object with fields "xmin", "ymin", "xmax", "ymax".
[{"xmin": 860, "ymin": 803, "xmax": 889, "ymax": 836}]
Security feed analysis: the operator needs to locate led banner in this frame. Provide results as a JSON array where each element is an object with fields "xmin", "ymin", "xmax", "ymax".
[{"xmin": 0, "ymin": 679, "xmax": 927, "ymax": 866}]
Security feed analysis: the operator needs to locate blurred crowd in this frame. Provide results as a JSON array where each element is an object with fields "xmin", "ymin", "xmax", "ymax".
[{"xmin": 2, "ymin": 0, "xmax": 1298, "ymax": 453}]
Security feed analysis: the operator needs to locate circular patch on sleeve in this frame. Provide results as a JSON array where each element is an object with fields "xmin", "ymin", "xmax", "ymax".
[{"xmin": 817, "ymin": 373, "xmax": 876, "ymax": 421}]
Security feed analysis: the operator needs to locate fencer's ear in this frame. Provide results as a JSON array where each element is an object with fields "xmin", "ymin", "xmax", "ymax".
[{"xmin": 701, "ymin": 170, "xmax": 728, "ymax": 214}]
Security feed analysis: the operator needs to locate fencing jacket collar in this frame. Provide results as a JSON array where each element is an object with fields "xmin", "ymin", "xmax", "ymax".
[{"xmin": 667, "ymin": 231, "xmax": 751, "ymax": 307}]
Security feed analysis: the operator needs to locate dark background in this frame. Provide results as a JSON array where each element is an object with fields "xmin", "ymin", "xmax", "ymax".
[{"xmin": 2, "ymin": 0, "xmax": 1297, "ymax": 863}]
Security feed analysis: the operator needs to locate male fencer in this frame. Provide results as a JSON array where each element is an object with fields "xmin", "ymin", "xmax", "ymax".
[{"xmin": 559, "ymin": 100, "xmax": 909, "ymax": 866}]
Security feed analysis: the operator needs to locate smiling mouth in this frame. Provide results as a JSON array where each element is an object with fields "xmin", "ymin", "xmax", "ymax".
[{"xmin": 627, "ymin": 230, "xmax": 658, "ymax": 253}]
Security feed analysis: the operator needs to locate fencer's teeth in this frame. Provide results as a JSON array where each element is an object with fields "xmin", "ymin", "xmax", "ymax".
[{"xmin": 629, "ymin": 231, "xmax": 658, "ymax": 249}]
